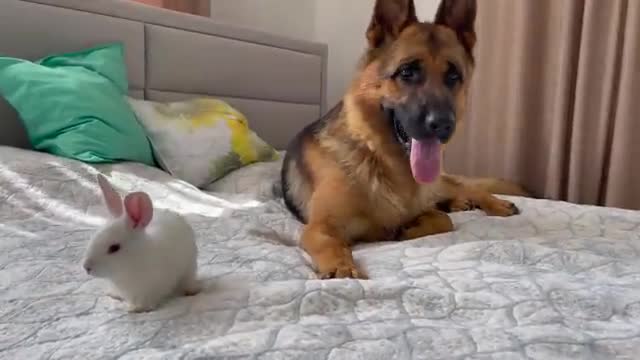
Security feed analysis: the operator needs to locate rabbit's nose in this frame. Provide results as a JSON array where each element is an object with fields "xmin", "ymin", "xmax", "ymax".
[{"xmin": 83, "ymin": 262, "xmax": 92, "ymax": 274}]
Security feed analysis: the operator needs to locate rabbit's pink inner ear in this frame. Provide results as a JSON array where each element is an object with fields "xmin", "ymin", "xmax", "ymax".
[
  {"xmin": 97, "ymin": 174, "xmax": 123, "ymax": 217},
  {"xmin": 123, "ymin": 192, "xmax": 153, "ymax": 229}
]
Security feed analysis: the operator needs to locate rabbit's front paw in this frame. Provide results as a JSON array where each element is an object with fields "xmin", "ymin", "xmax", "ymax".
[
  {"xmin": 127, "ymin": 303, "xmax": 156, "ymax": 313},
  {"xmin": 107, "ymin": 287, "xmax": 124, "ymax": 301}
]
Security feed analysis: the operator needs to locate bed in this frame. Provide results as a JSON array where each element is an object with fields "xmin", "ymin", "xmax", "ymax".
[{"xmin": 2, "ymin": 1, "xmax": 640, "ymax": 359}]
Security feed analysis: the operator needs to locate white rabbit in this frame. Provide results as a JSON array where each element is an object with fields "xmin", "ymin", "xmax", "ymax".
[{"xmin": 82, "ymin": 173, "xmax": 200, "ymax": 313}]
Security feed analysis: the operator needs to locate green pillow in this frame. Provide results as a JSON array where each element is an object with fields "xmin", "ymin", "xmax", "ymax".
[{"xmin": 0, "ymin": 43, "xmax": 154, "ymax": 166}]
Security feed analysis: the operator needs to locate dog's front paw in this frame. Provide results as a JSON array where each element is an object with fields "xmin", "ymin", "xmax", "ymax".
[
  {"xmin": 317, "ymin": 260, "xmax": 364, "ymax": 280},
  {"xmin": 483, "ymin": 198, "xmax": 520, "ymax": 217}
]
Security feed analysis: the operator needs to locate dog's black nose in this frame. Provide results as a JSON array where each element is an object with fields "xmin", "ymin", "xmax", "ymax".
[
  {"xmin": 426, "ymin": 110, "xmax": 455, "ymax": 143},
  {"xmin": 83, "ymin": 263, "xmax": 92, "ymax": 274}
]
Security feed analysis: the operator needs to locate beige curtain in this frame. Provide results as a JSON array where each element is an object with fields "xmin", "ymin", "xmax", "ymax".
[{"xmin": 445, "ymin": 0, "xmax": 640, "ymax": 210}]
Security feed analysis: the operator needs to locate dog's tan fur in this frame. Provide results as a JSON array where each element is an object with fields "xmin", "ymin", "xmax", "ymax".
[{"xmin": 281, "ymin": 0, "xmax": 528, "ymax": 279}]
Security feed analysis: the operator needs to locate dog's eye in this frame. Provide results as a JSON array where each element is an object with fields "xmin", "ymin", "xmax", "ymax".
[
  {"xmin": 108, "ymin": 244, "xmax": 121, "ymax": 254},
  {"xmin": 444, "ymin": 62, "xmax": 462, "ymax": 89},
  {"xmin": 396, "ymin": 61, "xmax": 423, "ymax": 84}
]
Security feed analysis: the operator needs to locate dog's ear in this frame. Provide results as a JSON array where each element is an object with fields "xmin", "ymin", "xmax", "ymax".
[
  {"xmin": 434, "ymin": 0, "xmax": 477, "ymax": 53},
  {"xmin": 366, "ymin": 0, "xmax": 418, "ymax": 49}
]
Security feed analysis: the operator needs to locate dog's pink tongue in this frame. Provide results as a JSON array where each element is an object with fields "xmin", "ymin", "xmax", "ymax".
[{"xmin": 410, "ymin": 138, "xmax": 441, "ymax": 183}]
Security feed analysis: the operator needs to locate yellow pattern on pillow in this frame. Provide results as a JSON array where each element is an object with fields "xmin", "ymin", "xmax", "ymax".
[{"xmin": 127, "ymin": 96, "xmax": 279, "ymax": 188}]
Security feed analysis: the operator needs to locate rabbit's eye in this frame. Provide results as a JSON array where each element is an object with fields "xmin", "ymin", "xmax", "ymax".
[{"xmin": 108, "ymin": 244, "xmax": 121, "ymax": 254}]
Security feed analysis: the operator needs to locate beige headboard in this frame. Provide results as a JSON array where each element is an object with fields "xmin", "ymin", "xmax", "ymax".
[{"xmin": 0, "ymin": 0, "xmax": 328, "ymax": 150}]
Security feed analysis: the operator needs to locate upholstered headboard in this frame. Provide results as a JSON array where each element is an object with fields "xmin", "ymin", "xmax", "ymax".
[{"xmin": 0, "ymin": 0, "xmax": 328, "ymax": 150}]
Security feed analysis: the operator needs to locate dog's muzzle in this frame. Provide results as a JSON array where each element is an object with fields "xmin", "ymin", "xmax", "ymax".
[
  {"xmin": 388, "ymin": 106, "xmax": 456, "ymax": 154},
  {"xmin": 424, "ymin": 110, "xmax": 455, "ymax": 144}
]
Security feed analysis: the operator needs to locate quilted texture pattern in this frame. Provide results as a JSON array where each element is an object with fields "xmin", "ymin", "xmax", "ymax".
[{"xmin": 1, "ymin": 146, "xmax": 640, "ymax": 359}]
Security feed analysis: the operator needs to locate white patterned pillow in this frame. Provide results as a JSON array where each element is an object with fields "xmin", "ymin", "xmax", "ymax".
[
  {"xmin": 205, "ymin": 151, "xmax": 284, "ymax": 198},
  {"xmin": 127, "ymin": 96, "xmax": 279, "ymax": 188}
]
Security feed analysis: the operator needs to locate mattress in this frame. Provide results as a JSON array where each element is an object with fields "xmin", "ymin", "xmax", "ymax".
[{"xmin": 1, "ymin": 145, "xmax": 639, "ymax": 359}]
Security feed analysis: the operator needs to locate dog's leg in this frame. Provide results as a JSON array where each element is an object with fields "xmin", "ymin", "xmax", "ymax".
[
  {"xmin": 397, "ymin": 209, "xmax": 454, "ymax": 240},
  {"xmin": 441, "ymin": 175, "xmax": 520, "ymax": 217},
  {"xmin": 301, "ymin": 222, "xmax": 361, "ymax": 279}
]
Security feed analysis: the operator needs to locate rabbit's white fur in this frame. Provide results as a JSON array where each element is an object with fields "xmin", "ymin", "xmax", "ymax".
[{"xmin": 82, "ymin": 174, "xmax": 200, "ymax": 313}]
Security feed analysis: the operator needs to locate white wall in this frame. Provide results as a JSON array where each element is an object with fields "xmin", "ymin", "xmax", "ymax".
[
  {"xmin": 210, "ymin": 0, "xmax": 440, "ymax": 109},
  {"xmin": 313, "ymin": 0, "xmax": 372, "ymax": 108}
]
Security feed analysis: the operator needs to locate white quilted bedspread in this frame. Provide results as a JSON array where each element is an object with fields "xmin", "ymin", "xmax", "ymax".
[{"xmin": 1, "ymin": 146, "xmax": 640, "ymax": 360}]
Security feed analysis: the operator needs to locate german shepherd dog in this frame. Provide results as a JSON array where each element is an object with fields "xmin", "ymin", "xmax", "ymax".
[{"xmin": 281, "ymin": 0, "xmax": 528, "ymax": 279}]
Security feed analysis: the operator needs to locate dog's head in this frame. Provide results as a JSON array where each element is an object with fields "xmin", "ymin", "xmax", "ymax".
[{"xmin": 357, "ymin": 0, "xmax": 476, "ymax": 183}]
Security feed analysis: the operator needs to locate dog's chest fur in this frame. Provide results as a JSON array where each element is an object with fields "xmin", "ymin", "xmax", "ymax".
[
  {"xmin": 355, "ymin": 152, "xmax": 444, "ymax": 228},
  {"xmin": 320, "ymin": 121, "xmax": 445, "ymax": 232}
]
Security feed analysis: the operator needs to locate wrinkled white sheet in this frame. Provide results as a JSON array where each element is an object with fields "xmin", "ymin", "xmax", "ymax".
[{"xmin": 1, "ymin": 146, "xmax": 640, "ymax": 360}]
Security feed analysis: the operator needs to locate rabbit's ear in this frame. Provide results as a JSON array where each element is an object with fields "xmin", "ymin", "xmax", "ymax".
[
  {"xmin": 123, "ymin": 192, "xmax": 154, "ymax": 229},
  {"xmin": 97, "ymin": 174, "xmax": 123, "ymax": 217}
]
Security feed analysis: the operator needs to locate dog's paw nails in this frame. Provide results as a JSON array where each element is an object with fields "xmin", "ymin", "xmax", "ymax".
[
  {"xmin": 509, "ymin": 202, "xmax": 521, "ymax": 215},
  {"xmin": 485, "ymin": 200, "xmax": 520, "ymax": 217},
  {"xmin": 318, "ymin": 262, "xmax": 364, "ymax": 280},
  {"xmin": 448, "ymin": 198, "xmax": 475, "ymax": 212},
  {"xmin": 319, "ymin": 271, "xmax": 334, "ymax": 280}
]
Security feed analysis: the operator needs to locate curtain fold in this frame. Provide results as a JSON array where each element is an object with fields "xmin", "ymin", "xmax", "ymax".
[{"xmin": 445, "ymin": 0, "xmax": 640, "ymax": 210}]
